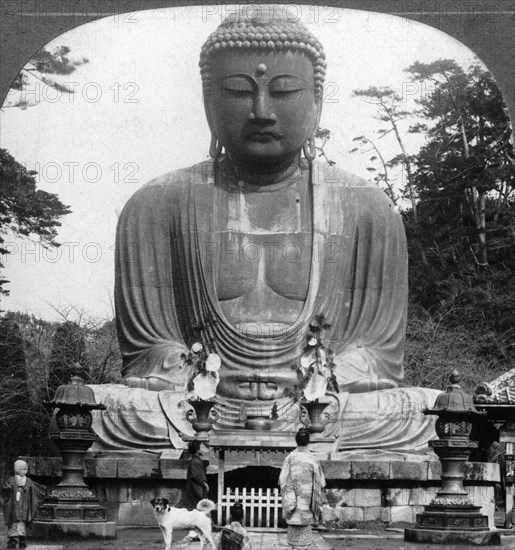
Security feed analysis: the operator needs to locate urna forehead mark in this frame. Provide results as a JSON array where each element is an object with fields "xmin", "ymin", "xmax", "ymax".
[{"xmin": 256, "ymin": 63, "xmax": 267, "ymax": 75}]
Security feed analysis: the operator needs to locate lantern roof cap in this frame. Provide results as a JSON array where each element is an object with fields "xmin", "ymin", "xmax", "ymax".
[
  {"xmin": 44, "ymin": 364, "xmax": 105, "ymax": 410},
  {"xmin": 426, "ymin": 371, "xmax": 483, "ymax": 416}
]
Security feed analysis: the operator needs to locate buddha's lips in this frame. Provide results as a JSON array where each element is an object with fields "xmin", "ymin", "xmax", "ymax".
[{"xmin": 245, "ymin": 129, "xmax": 284, "ymax": 140}]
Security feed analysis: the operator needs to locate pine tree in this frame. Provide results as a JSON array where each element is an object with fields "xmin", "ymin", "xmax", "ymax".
[{"xmin": 0, "ymin": 149, "xmax": 71, "ymax": 295}]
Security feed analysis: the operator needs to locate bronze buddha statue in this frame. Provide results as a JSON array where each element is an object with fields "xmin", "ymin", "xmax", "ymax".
[{"xmin": 91, "ymin": 10, "xmax": 439, "ymax": 455}]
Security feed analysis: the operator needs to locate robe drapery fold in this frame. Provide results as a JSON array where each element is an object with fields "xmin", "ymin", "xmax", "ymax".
[{"xmin": 115, "ymin": 158, "xmax": 408, "ymax": 386}]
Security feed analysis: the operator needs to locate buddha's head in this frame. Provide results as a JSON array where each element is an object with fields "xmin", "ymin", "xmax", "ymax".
[{"xmin": 200, "ymin": 8, "xmax": 326, "ymax": 170}]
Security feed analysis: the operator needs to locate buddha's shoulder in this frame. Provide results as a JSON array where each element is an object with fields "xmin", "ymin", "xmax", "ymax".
[
  {"xmin": 313, "ymin": 163, "xmax": 379, "ymax": 189},
  {"xmin": 314, "ymin": 163, "xmax": 399, "ymax": 216},
  {"xmin": 130, "ymin": 160, "xmax": 214, "ymax": 198}
]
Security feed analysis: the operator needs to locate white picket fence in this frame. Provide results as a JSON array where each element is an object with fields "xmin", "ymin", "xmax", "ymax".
[{"xmin": 219, "ymin": 487, "xmax": 282, "ymax": 528}]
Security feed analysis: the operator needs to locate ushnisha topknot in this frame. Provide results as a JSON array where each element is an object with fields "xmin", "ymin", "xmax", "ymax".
[{"xmin": 199, "ymin": 7, "xmax": 327, "ymax": 98}]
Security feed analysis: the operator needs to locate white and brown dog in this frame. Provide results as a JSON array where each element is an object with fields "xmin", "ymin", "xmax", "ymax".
[{"xmin": 151, "ymin": 497, "xmax": 217, "ymax": 550}]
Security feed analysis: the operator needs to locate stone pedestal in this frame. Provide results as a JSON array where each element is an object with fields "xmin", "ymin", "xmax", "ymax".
[
  {"xmin": 32, "ymin": 520, "xmax": 116, "ymax": 540},
  {"xmin": 404, "ymin": 528, "xmax": 500, "ymax": 545},
  {"xmin": 405, "ymin": 371, "xmax": 500, "ymax": 546},
  {"xmin": 475, "ymin": 404, "xmax": 515, "ymax": 529},
  {"xmin": 34, "ymin": 372, "xmax": 116, "ymax": 539},
  {"xmin": 33, "ymin": 432, "xmax": 116, "ymax": 539}
]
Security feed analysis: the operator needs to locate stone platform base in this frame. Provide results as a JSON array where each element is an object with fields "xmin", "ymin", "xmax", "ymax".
[
  {"xmin": 32, "ymin": 521, "xmax": 117, "ymax": 539},
  {"xmin": 23, "ymin": 454, "xmax": 500, "ymax": 529},
  {"xmin": 404, "ymin": 528, "xmax": 501, "ymax": 546}
]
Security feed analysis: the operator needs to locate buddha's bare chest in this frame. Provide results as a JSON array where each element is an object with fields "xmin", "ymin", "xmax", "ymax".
[{"xmin": 211, "ymin": 183, "xmax": 313, "ymax": 302}]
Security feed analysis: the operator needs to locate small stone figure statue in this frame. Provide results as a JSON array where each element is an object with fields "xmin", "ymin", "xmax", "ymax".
[{"xmin": 2, "ymin": 460, "xmax": 46, "ymax": 549}]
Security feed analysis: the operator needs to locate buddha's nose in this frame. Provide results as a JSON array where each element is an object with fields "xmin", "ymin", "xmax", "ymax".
[{"xmin": 251, "ymin": 92, "xmax": 277, "ymax": 124}]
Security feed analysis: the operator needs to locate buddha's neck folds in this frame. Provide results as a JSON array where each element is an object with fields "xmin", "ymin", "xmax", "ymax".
[{"xmin": 225, "ymin": 153, "xmax": 303, "ymax": 187}]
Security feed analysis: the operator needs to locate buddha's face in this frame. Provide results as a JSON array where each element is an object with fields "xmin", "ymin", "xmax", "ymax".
[{"xmin": 204, "ymin": 50, "xmax": 321, "ymax": 169}]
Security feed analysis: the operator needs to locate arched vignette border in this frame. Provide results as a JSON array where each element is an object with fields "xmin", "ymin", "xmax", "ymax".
[{"xmin": 1, "ymin": 0, "xmax": 514, "ymax": 129}]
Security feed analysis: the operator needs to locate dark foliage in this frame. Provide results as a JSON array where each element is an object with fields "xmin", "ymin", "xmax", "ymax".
[
  {"xmin": 0, "ymin": 149, "xmax": 71, "ymax": 295},
  {"xmin": 0, "ymin": 318, "xmax": 38, "ymax": 470},
  {"xmin": 47, "ymin": 321, "xmax": 87, "ymax": 398},
  {"xmin": 403, "ymin": 61, "xmax": 515, "ymax": 390}
]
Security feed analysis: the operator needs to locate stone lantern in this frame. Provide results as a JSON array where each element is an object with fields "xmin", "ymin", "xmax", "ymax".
[
  {"xmin": 405, "ymin": 371, "xmax": 500, "ymax": 546},
  {"xmin": 33, "ymin": 369, "xmax": 116, "ymax": 539}
]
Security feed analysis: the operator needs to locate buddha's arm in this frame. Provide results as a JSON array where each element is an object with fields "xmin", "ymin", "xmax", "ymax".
[
  {"xmin": 115, "ymin": 176, "xmax": 189, "ymax": 388},
  {"xmin": 332, "ymin": 348, "xmax": 402, "ymax": 393},
  {"xmin": 329, "ymin": 184, "xmax": 408, "ymax": 393}
]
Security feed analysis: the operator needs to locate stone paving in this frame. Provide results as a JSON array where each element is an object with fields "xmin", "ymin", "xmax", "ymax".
[
  {"xmin": 8, "ymin": 529, "xmax": 515, "ymax": 550},
  {"xmin": 15, "ymin": 528, "xmax": 331, "ymax": 550},
  {"xmin": 247, "ymin": 529, "xmax": 330, "ymax": 549}
]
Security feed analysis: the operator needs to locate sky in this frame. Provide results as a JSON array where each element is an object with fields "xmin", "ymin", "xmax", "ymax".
[{"xmin": 0, "ymin": 5, "xmax": 483, "ymax": 322}]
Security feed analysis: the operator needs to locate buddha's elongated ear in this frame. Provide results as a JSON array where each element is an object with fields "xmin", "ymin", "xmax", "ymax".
[
  {"xmin": 203, "ymin": 81, "xmax": 217, "ymax": 136},
  {"xmin": 303, "ymin": 89, "xmax": 323, "ymax": 162},
  {"xmin": 203, "ymin": 84, "xmax": 223, "ymax": 159},
  {"xmin": 312, "ymin": 88, "xmax": 324, "ymax": 135}
]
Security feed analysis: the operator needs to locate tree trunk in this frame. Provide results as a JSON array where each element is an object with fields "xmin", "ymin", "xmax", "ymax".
[
  {"xmin": 456, "ymin": 104, "xmax": 488, "ymax": 269},
  {"xmin": 476, "ymin": 189, "xmax": 488, "ymax": 268},
  {"xmin": 382, "ymin": 102, "xmax": 418, "ymax": 222}
]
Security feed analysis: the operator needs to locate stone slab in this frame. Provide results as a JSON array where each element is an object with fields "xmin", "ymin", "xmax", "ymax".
[
  {"xmin": 363, "ymin": 506, "xmax": 392, "ymax": 522},
  {"xmin": 427, "ymin": 460, "xmax": 443, "ymax": 480},
  {"xmin": 160, "ymin": 449, "xmax": 183, "ymax": 459},
  {"xmin": 390, "ymin": 461, "xmax": 427, "ymax": 481},
  {"xmin": 117, "ymin": 501, "xmax": 156, "ymax": 526},
  {"xmin": 209, "ymin": 430, "xmax": 297, "ymax": 450},
  {"xmin": 351, "ymin": 461, "xmax": 390, "ymax": 480},
  {"xmin": 333, "ymin": 506, "xmax": 365, "ymax": 523},
  {"xmin": 465, "ymin": 462, "xmax": 501, "ymax": 482},
  {"xmin": 117, "ymin": 457, "xmax": 160, "ymax": 478},
  {"xmin": 390, "ymin": 505, "xmax": 416, "ymax": 524},
  {"xmin": 85, "ymin": 458, "xmax": 117, "ymax": 478},
  {"xmin": 129, "ymin": 484, "xmax": 159, "ymax": 502},
  {"xmin": 117, "ymin": 502, "xmax": 143, "ymax": 526},
  {"xmin": 404, "ymin": 527, "xmax": 501, "ymax": 546},
  {"xmin": 320, "ymin": 460, "xmax": 351, "ymax": 479},
  {"xmin": 468, "ymin": 485, "xmax": 496, "ymax": 528},
  {"xmin": 208, "ymin": 450, "xmax": 287, "ymax": 471},
  {"xmin": 160, "ymin": 458, "xmax": 189, "ymax": 479},
  {"xmin": 335, "ymin": 488, "xmax": 382, "ymax": 507},
  {"xmin": 385, "ymin": 488, "xmax": 409, "ymax": 507},
  {"xmin": 31, "ymin": 521, "xmax": 117, "ymax": 539},
  {"xmin": 385, "ymin": 487, "xmax": 437, "ymax": 507},
  {"xmin": 104, "ymin": 482, "xmax": 129, "ymax": 503},
  {"xmin": 408, "ymin": 486, "xmax": 437, "ymax": 506},
  {"xmin": 321, "ymin": 504, "xmax": 337, "ymax": 522}
]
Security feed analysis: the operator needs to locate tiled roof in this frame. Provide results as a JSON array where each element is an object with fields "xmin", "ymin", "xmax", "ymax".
[{"xmin": 475, "ymin": 369, "xmax": 515, "ymax": 404}]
